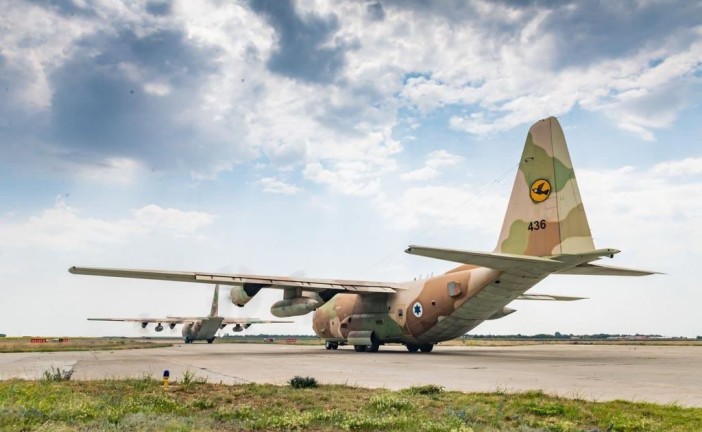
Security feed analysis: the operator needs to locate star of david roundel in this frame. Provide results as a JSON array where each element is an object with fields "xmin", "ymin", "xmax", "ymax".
[{"xmin": 412, "ymin": 302, "xmax": 423, "ymax": 318}]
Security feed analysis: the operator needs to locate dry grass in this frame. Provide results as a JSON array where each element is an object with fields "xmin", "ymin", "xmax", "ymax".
[{"xmin": 0, "ymin": 337, "xmax": 171, "ymax": 353}]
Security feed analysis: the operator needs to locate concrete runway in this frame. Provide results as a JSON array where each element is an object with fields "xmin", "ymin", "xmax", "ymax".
[{"xmin": 2, "ymin": 343, "xmax": 701, "ymax": 407}]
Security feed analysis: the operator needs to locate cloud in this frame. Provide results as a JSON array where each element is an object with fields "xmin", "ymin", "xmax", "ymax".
[
  {"xmin": 0, "ymin": 200, "xmax": 215, "ymax": 251},
  {"xmin": 257, "ymin": 177, "xmax": 302, "ymax": 195},
  {"xmin": 652, "ymin": 157, "xmax": 702, "ymax": 177},
  {"xmin": 374, "ymin": 184, "xmax": 506, "ymax": 231},
  {"xmin": 402, "ymin": 150, "xmax": 462, "ymax": 181},
  {"xmin": 576, "ymin": 162, "xmax": 702, "ymax": 261},
  {"xmin": 1, "ymin": 0, "xmax": 700, "ymax": 184},
  {"xmin": 69, "ymin": 157, "xmax": 147, "ymax": 185},
  {"xmin": 304, "ymin": 161, "xmax": 385, "ymax": 197},
  {"xmin": 249, "ymin": 0, "xmax": 350, "ymax": 83},
  {"xmin": 48, "ymin": 28, "xmax": 246, "ymax": 172}
]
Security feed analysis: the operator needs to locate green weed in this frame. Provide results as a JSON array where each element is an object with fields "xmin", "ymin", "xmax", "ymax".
[
  {"xmin": 367, "ymin": 393, "xmax": 414, "ymax": 413},
  {"xmin": 404, "ymin": 384, "xmax": 445, "ymax": 397},
  {"xmin": 41, "ymin": 366, "xmax": 73, "ymax": 382},
  {"xmin": 288, "ymin": 375, "xmax": 319, "ymax": 389}
]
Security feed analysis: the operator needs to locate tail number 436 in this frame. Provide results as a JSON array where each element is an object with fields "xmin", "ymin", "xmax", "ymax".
[{"xmin": 527, "ymin": 220, "xmax": 547, "ymax": 231}]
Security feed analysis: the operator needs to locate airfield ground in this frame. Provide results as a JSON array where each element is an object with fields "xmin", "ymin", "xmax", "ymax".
[{"xmin": 1, "ymin": 341, "xmax": 701, "ymax": 407}]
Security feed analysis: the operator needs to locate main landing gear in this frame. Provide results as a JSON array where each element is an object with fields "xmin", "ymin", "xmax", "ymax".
[
  {"xmin": 325, "ymin": 338, "xmax": 434, "ymax": 353},
  {"xmin": 405, "ymin": 343, "xmax": 433, "ymax": 353},
  {"xmin": 353, "ymin": 342, "xmax": 380, "ymax": 352}
]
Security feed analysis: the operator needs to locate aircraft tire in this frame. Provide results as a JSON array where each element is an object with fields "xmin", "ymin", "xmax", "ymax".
[
  {"xmin": 325, "ymin": 341, "xmax": 333, "ymax": 350},
  {"xmin": 367, "ymin": 342, "xmax": 380, "ymax": 352},
  {"xmin": 332, "ymin": 344, "xmax": 338, "ymax": 350},
  {"xmin": 419, "ymin": 343, "xmax": 434, "ymax": 353},
  {"xmin": 354, "ymin": 345, "xmax": 367, "ymax": 352},
  {"xmin": 405, "ymin": 343, "xmax": 419, "ymax": 353},
  {"xmin": 207, "ymin": 338, "xmax": 215, "ymax": 344}
]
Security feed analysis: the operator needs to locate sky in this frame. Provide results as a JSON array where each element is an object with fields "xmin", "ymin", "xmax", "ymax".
[{"xmin": 1, "ymin": 0, "xmax": 701, "ymax": 338}]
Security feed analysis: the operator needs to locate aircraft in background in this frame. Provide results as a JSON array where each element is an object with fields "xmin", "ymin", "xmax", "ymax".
[
  {"xmin": 88, "ymin": 285, "xmax": 292, "ymax": 343},
  {"xmin": 73, "ymin": 117, "xmax": 657, "ymax": 352}
]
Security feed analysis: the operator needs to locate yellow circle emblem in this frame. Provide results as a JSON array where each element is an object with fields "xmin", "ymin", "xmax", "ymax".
[{"xmin": 529, "ymin": 179, "xmax": 551, "ymax": 203}]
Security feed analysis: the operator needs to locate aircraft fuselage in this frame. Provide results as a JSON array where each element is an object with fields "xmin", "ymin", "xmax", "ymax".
[
  {"xmin": 312, "ymin": 265, "xmax": 520, "ymax": 344},
  {"xmin": 182, "ymin": 317, "xmax": 224, "ymax": 343}
]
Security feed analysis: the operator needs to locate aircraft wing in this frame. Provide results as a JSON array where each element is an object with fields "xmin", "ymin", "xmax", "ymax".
[
  {"xmin": 164, "ymin": 316, "xmax": 292, "ymax": 325},
  {"xmin": 69, "ymin": 266, "xmax": 403, "ymax": 294},
  {"xmin": 220, "ymin": 318, "xmax": 293, "ymax": 325},
  {"xmin": 516, "ymin": 293, "xmax": 587, "ymax": 301},
  {"xmin": 87, "ymin": 317, "xmax": 186, "ymax": 324}
]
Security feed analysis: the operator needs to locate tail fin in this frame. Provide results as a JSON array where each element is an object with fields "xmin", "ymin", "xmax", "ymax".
[
  {"xmin": 495, "ymin": 117, "xmax": 595, "ymax": 257},
  {"xmin": 209, "ymin": 285, "xmax": 219, "ymax": 317}
]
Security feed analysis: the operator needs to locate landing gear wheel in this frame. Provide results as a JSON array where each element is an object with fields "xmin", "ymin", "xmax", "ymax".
[
  {"xmin": 366, "ymin": 332, "xmax": 381, "ymax": 352},
  {"xmin": 419, "ymin": 343, "xmax": 434, "ymax": 353},
  {"xmin": 405, "ymin": 343, "xmax": 419, "ymax": 353},
  {"xmin": 354, "ymin": 345, "xmax": 367, "ymax": 352},
  {"xmin": 207, "ymin": 338, "xmax": 215, "ymax": 344},
  {"xmin": 325, "ymin": 341, "xmax": 336, "ymax": 350}
]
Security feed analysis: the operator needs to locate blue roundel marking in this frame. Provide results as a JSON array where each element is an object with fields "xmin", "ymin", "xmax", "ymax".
[{"xmin": 412, "ymin": 302, "xmax": 423, "ymax": 318}]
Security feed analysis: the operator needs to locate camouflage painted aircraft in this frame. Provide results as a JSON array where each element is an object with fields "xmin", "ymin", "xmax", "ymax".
[
  {"xmin": 72, "ymin": 117, "xmax": 656, "ymax": 352},
  {"xmin": 88, "ymin": 285, "xmax": 292, "ymax": 343}
]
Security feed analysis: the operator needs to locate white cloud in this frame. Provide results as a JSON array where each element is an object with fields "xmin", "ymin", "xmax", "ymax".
[
  {"xmin": 578, "ymin": 162, "xmax": 702, "ymax": 259},
  {"xmin": 257, "ymin": 177, "xmax": 302, "ymax": 195},
  {"xmin": 401, "ymin": 150, "xmax": 462, "ymax": 181},
  {"xmin": 304, "ymin": 160, "xmax": 391, "ymax": 197},
  {"xmin": 130, "ymin": 205, "xmax": 215, "ymax": 236},
  {"xmin": 374, "ymin": 184, "xmax": 507, "ymax": 232},
  {"xmin": 0, "ymin": 201, "xmax": 215, "ymax": 251},
  {"xmin": 70, "ymin": 157, "xmax": 147, "ymax": 185},
  {"xmin": 2, "ymin": 0, "xmax": 700, "ymax": 181},
  {"xmin": 143, "ymin": 82, "xmax": 172, "ymax": 96},
  {"xmin": 652, "ymin": 157, "xmax": 702, "ymax": 176}
]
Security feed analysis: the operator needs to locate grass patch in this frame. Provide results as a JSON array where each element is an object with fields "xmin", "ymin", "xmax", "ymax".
[
  {"xmin": 0, "ymin": 380, "xmax": 699, "ymax": 431},
  {"xmin": 403, "ymin": 384, "xmax": 444, "ymax": 397},
  {"xmin": 288, "ymin": 375, "xmax": 319, "ymax": 389}
]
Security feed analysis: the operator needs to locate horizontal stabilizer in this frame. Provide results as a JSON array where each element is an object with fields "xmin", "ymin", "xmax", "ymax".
[
  {"xmin": 557, "ymin": 263, "xmax": 660, "ymax": 276},
  {"xmin": 517, "ymin": 293, "xmax": 586, "ymax": 301},
  {"xmin": 405, "ymin": 245, "xmax": 559, "ymax": 271}
]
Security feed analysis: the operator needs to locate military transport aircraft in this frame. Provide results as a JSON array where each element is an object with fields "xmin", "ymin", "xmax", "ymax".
[
  {"xmin": 72, "ymin": 117, "xmax": 656, "ymax": 353},
  {"xmin": 88, "ymin": 285, "xmax": 291, "ymax": 343}
]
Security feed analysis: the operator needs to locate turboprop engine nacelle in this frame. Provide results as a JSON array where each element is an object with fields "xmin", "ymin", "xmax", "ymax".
[
  {"xmin": 270, "ymin": 297, "xmax": 320, "ymax": 318},
  {"xmin": 230, "ymin": 283, "xmax": 264, "ymax": 307}
]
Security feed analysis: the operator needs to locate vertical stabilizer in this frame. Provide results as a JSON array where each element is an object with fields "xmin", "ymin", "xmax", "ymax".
[
  {"xmin": 209, "ymin": 285, "xmax": 219, "ymax": 317},
  {"xmin": 495, "ymin": 117, "xmax": 595, "ymax": 257}
]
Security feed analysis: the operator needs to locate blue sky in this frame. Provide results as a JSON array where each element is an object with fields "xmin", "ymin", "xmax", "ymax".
[{"xmin": 1, "ymin": 0, "xmax": 701, "ymax": 338}]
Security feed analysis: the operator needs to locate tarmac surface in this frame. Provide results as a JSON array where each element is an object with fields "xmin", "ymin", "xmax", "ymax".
[{"xmin": 2, "ymin": 342, "xmax": 701, "ymax": 407}]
